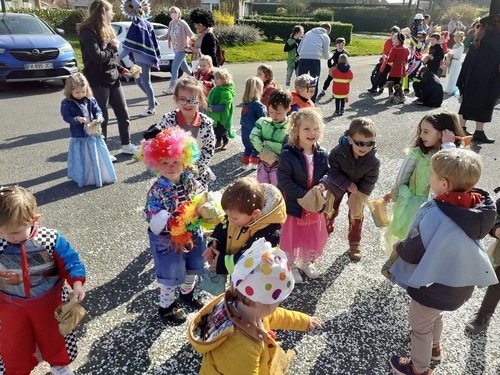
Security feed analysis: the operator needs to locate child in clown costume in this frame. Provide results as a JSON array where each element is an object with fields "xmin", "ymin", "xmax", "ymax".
[
  {"xmin": 189, "ymin": 238, "xmax": 322, "ymax": 374},
  {"xmin": 0, "ymin": 186, "xmax": 86, "ymax": 375},
  {"xmin": 142, "ymin": 127, "xmax": 206, "ymax": 324}
]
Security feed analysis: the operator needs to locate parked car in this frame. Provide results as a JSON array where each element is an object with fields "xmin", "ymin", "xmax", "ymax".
[
  {"xmin": 0, "ymin": 13, "xmax": 78, "ymax": 84},
  {"xmin": 112, "ymin": 21, "xmax": 182, "ymax": 77}
]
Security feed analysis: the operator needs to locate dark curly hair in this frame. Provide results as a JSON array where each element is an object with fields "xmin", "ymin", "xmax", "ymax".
[{"xmin": 189, "ymin": 8, "xmax": 215, "ymax": 28}]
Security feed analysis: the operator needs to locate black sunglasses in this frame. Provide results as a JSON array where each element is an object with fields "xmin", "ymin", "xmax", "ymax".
[{"xmin": 352, "ymin": 139, "xmax": 376, "ymax": 147}]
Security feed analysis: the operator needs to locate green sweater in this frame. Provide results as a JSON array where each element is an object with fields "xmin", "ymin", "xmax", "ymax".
[
  {"xmin": 250, "ymin": 117, "xmax": 290, "ymax": 155},
  {"xmin": 207, "ymin": 83, "xmax": 236, "ymax": 137}
]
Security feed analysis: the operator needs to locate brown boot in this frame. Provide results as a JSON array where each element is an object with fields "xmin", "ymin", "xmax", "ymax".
[{"xmin": 348, "ymin": 242, "xmax": 362, "ymax": 261}]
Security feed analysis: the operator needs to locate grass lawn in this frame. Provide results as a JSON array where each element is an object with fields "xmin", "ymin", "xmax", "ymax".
[{"xmin": 66, "ymin": 34, "xmax": 384, "ymax": 68}]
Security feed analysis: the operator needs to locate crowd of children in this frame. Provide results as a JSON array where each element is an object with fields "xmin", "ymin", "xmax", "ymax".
[{"xmin": 4, "ymin": 9, "xmax": 498, "ymax": 375}]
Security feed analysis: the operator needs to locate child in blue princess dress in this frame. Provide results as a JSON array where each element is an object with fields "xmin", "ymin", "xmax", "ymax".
[{"xmin": 60, "ymin": 72, "xmax": 116, "ymax": 188}]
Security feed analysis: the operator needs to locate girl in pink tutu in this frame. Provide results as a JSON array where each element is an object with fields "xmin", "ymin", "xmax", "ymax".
[{"xmin": 277, "ymin": 108, "xmax": 330, "ymax": 284}]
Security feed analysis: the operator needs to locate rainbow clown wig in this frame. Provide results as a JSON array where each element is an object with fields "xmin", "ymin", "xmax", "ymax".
[{"xmin": 140, "ymin": 127, "xmax": 200, "ymax": 172}]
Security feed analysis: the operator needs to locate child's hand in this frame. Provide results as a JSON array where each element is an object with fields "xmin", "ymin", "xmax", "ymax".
[
  {"xmin": 440, "ymin": 129, "xmax": 455, "ymax": 144},
  {"xmin": 347, "ymin": 183, "xmax": 358, "ymax": 194},
  {"xmin": 495, "ymin": 227, "xmax": 500, "ymax": 239},
  {"xmin": 384, "ymin": 193, "xmax": 392, "ymax": 203},
  {"xmin": 308, "ymin": 316, "xmax": 322, "ymax": 331},
  {"xmin": 72, "ymin": 281, "xmax": 85, "ymax": 303},
  {"xmin": 76, "ymin": 117, "xmax": 87, "ymax": 124},
  {"xmin": 202, "ymin": 243, "xmax": 218, "ymax": 263},
  {"xmin": 316, "ymin": 183, "xmax": 327, "ymax": 193}
]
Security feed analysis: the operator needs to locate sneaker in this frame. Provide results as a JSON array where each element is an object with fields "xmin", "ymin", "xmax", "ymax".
[
  {"xmin": 220, "ymin": 142, "xmax": 228, "ymax": 151},
  {"xmin": 50, "ymin": 366, "xmax": 74, "ymax": 375},
  {"xmin": 297, "ymin": 261, "xmax": 319, "ymax": 279},
  {"xmin": 378, "ymin": 87, "xmax": 384, "ymax": 94},
  {"xmin": 158, "ymin": 303, "xmax": 187, "ymax": 324},
  {"xmin": 340, "ymin": 109, "xmax": 345, "ymax": 115},
  {"xmin": 121, "ymin": 143, "xmax": 140, "ymax": 155},
  {"xmin": 139, "ymin": 108, "xmax": 156, "ymax": 117},
  {"xmin": 431, "ymin": 344, "xmax": 442, "ymax": 361},
  {"xmin": 290, "ymin": 263, "xmax": 303, "ymax": 284},
  {"xmin": 465, "ymin": 312, "xmax": 492, "ymax": 333},
  {"xmin": 389, "ymin": 356, "xmax": 433, "ymax": 375},
  {"xmin": 179, "ymin": 289, "xmax": 204, "ymax": 310},
  {"xmin": 249, "ymin": 162, "xmax": 258, "ymax": 170},
  {"xmin": 109, "ymin": 154, "xmax": 117, "ymax": 162},
  {"xmin": 214, "ymin": 140, "xmax": 222, "ymax": 149},
  {"xmin": 162, "ymin": 87, "xmax": 174, "ymax": 95},
  {"xmin": 334, "ymin": 110, "xmax": 340, "ymax": 116},
  {"xmin": 367, "ymin": 88, "xmax": 377, "ymax": 93},
  {"xmin": 317, "ymin": 90, "xmax": 326, "ymax": 99}
]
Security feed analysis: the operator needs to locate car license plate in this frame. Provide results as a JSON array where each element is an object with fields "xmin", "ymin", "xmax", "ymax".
[
  {"xmin": 25, "ymin": 63, "xmax": 53, "ymax": 70},
  {"xmin": 160, "ymin": 60, "xmax": 170, "ymax": 66}
]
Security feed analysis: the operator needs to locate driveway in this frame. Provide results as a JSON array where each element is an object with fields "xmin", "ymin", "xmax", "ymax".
[{"xmin": 1, "ymin": 56, "xmax": 499, "ymax": 374}]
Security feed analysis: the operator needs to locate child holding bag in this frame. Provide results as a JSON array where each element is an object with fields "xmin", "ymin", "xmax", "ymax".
[
  {"xmin": 278, "ymin": 108, "xmax": 330, "ymax": 283},
  {"xmin": 60, "ymin": 72, "xmax": 116, "ymax": 188}
]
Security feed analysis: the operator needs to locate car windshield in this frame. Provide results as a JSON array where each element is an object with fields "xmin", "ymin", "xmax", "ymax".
[
  {"xmin": 0, "ymin": 15, "xmax": 54, "ymax": 36},
  {"xmin": 154, "ymin": 25, "xmax": 168, "ymax": 37}
]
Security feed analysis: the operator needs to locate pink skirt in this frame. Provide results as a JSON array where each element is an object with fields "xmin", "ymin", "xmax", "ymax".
[{"xmin": 279, "ymin": 212, "xmax": 329, "ymax": 263}]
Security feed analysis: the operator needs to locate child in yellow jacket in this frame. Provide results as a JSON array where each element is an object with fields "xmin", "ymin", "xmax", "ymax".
[{"xmin": 188, "ymin": 238, "xmax": 322, "ymax": 375}]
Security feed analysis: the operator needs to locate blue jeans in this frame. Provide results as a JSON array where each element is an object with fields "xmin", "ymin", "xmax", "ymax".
[
  {"xmin": 297, "ymin": 58, "xmax": 321, "ymax": 101},
  {"xmin": 148, "ymin": 229, "xmax": 206, "ymax": 286},
  {"xmin": 241, "ymin": 126, "xmax": 259, "ymax": 158},
  {"xmin": 135, "ymin": 62, "xmax": 155, "ymax": 109},
  {"xmin": 170, "ymin": 51, "xmax": 192, "ymax": 88}
]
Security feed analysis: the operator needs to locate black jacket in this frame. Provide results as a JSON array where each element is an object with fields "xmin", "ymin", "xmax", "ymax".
[
  {"xmin": 79, "ymin": 28, "xmax": 119, "ymax": 88},
  {"xmin": 414, "ymin": 71, "xmax": 443, "ymax": 107},
  {"xmin": 200, "ymin": 31, "xmax": 218, "ymax": 67},
  {"xmin": 277, "ymin": 143, "xmax": 330, "ymax": 218},
  {"xmin": 321, "ymin": 135, "xmax": 380, "ymax": 198}
]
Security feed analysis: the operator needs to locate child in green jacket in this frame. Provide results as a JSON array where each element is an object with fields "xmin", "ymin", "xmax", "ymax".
[
  {"xmin": 284, "ymin": 25, "xmax": 304, "ymax": 89},
  {"xmin": 207, "ymin": 68, "xmax": 236, "ymax": 150}
]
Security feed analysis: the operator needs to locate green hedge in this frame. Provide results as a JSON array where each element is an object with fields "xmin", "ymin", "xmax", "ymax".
[
  {"xmin": 239, "ymin": 19, "xmax": 352, "ymax": 45},
  {"xmin": 330, "ymin": 6, "xmax": 414, "ymax": 32}
]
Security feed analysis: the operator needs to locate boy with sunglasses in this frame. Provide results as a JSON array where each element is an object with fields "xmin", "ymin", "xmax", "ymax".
[{"xmin": 320, "ymin": 118, "xmax": 380, "ymax": 260}]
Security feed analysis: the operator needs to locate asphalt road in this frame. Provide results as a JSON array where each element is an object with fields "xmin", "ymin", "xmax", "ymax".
[{"xmin": 1, "ymin": 56, "xmax": 500, "ymax": 375}]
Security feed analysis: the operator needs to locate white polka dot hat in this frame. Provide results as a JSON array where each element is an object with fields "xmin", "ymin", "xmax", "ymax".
[{"xmin": 231, "ymin": 238, "xmax": 295, "ymax": 304}]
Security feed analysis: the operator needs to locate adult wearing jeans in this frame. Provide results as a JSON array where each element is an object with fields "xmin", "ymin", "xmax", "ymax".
[
  {"xmin": 79, "ymin": 0, "xmax": 139, "ymax": 159},
  {"xmin": 158, "ymin": 6, "xmax": 194, "ymax": 95},
  {"xmin": 118, "ymin": 3, "xmax": 161, "ymax": 117},
  {"xmin": 296, "ymin": 23, "xmax": 331, "ymax": 102}
]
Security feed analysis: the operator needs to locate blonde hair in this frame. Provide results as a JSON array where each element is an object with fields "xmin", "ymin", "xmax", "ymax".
[
  {"xmin": 338, "ymin": 54, "xmax": 348, "ymax": 64},
  {"xmin": 347, "ymin": 117, "xmax": 377, "ymax": 138},
  {"xmin": 0, "ymin": 186, "xmax": 37, "ymax": 227},
  {"xmin": 455, "ymin": 31, "xmax": 465, "ymax": 39},
  {"xmin": 80, "ymin": 0, "xmax": 116, "ymax": 44},
  {"xmin": 198, "ymin": 54, "xmax": 213, "ymax": 66},
  {"xmin": 174, "ymin": 76, "xmax": 207, "ymax": 108},
  {"xmin": 431, "ymin": 148, "xmax": 482, "ymax": 192},
  {"xmin": 294, "ymin": 74, "xmax": 314, "ymax": 90},
  {"xmin": 242, "ymin": 76, "xmax": 264, "ymax": 104},
  {"xmin": 221, "ymin": 177, "xmax": 265, "ymax": 215},
  {"xmin": 288, "ymin": 108, "xmax": 324, "ymax": 146},
  {"xmin": 169, "ymin": 6, "xmax": 181, "ymax": 16},
  {"xmin": 63, "ymin": 72, "xmax": 93, "ymax": 99},
  {"xmin": 229, "ymin": 284, "xmax": 255, "ymax": 306},
  {"xmin": 213, "ymin": 68, "xmax": 233, "ymax": 85}
]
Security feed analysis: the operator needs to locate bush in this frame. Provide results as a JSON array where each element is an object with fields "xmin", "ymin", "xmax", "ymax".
[
  {"xmin": 214, "ymin": 24, "xmax": 261, "ymax": 47},
  {"xmin": 440, "ymin": 4, "xmax": 487, "ymax": 28},
  {"xmin": 276, "ymin": 7, "xmax": 288, "ymax": 15},
  {"xmin": 60, "ymin": 8, "xmax": 87, "ymax": 34},
  {"xmin": 332, "ymin": 6, "xmax": 413, "ymax": 32},
  {"xmin": 313, "ymin": 8, "xmax": 334, "ymax": 22},
  {"xmin": 213, "ymin": 10, "xmax": 235, "ymax": 26},
  {"xmin": 239, "ymin": 19, "xmax": 352, "ymax": 44}
]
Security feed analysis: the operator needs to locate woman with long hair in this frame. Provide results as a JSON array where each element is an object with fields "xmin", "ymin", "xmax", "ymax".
[{"xmin": 79, "ymin": 0, "xmax": 139, "ymax": 159}]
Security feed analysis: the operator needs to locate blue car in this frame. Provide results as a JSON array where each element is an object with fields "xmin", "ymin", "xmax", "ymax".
[{"xmin": 0, "ymin": 12, "xmax": 78, "ymax": 84}]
